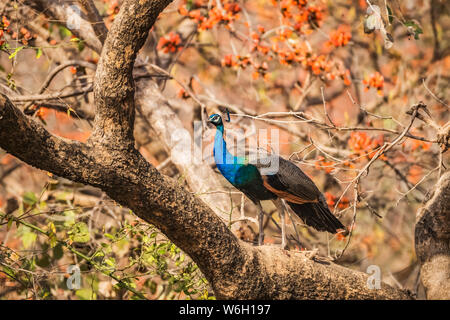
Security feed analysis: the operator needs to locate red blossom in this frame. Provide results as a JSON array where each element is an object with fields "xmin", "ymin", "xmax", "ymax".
[
  {"xmin": 328, "ymin": 25, "xmax": 352, "ymax": 47},
  {"xmin": 157, "ymin": 32, "xmax": 182, "ymax": 53},
  {"xmin": 363, "ymin": 72, "xmax": 384, "ymax": 95}
]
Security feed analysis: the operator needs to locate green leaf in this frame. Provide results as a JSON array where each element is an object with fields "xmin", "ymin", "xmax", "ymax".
[
  {"xmin": 55, "ymin": 191, "xmax": 71, "ymax": 202},
  {"xmin": 1, "ymin": 265, "xmax": 16, "ymax": 279},
  {"xmin": 149, "ymin": 231, "xmax": 158, "ymax": 238},
  {"xmin": 20, "ymin": 227, "xmax": 37, "ymax": 249},
  {"xmin": 104, "ymin": 257, "xmax": 116, "ymax": 268},
  {"xmin": 70, "ymin": 222, "xmax": 90, "ymax": 243},
  {"xmin": 63, "ymin": 209, "xmax": 76, "ymax": 228},
  {"xmin": 48, "ymin": 233, "xmax": 57, "ymax": 248},
  {"xmin": 104, "ymin": 233, "xmax": 115, "ymax": 240},
  {"xmin": 7, "ymin": 218, "xmax": 13, "ymax": 230},
  {"xmin": 58, "ymin": 26, "xmax": 72, "ymax": 39},
  {"xmin": 75, "ymin": 288, "xmax": 96, "ymax": 300},
  {"xmin": 78, "ymin": 41, "xmax": 85, "ymax": 52},
  {"xmin": 22, "ymin": 191, "xmax": 38, "ymax": 206},
  {"xmin": 35, "ymin": 47, "xmax": 43, "ymax": 59},
  {"xmin": 9, "ymin": 46, "xmax": 24, "ymax": 59},
  {"xmin": 414, "ymin": 29, "xmax": 423, "ymax": 40},
  {"xmin": 67, "ymin": 107, "xmax": 75, "ymax": 117},
  {"xmin": 186, "ymin": 0, "xmax": 193, "ymax": 10},
  {"xmin": 0, "ymin": 42, "xmax": 9, "ymax": 51}
]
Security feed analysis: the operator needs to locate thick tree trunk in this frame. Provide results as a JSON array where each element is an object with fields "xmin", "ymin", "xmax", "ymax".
[{"xmin": 415, "ymin": 172, "xmax": 450, "ymax": 300}]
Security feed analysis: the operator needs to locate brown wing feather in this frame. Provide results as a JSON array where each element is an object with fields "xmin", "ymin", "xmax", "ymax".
[
  {"xmin": 262, "ymin": 176, "xmax": 318, "ymax": 204},
  {"xmin": 258, "ymin": 156, "xmax": 322, "ymax": 203}
]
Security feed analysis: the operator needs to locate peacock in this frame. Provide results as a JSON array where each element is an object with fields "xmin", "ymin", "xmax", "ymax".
[{"xmin": 208, "ymin": 113, "xmax": 346, "ymax": 248}]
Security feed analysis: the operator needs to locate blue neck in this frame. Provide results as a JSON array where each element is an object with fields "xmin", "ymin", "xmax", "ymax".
[
  {"xmin": 213, "ymin": 125, "xmax": 259, "ymax": 187},
  {"xmin": 213, "ymin": 125, "xmax": 248, "ymax": 165},
  {"xmin": 213, "ymin": 125, "xmax": 236, "ymax": 165}
]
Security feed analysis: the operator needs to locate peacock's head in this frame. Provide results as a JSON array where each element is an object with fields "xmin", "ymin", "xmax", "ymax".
[{"xmin": 208, "ymin": 113, "xmax": 223, "ymax": 127}]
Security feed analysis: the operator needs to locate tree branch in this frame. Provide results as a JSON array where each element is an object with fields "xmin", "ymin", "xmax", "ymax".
[
  {"xmin": 0, "ymin": 94, "xmax": 94, "ymax": 185},
  {"xmin": 78, "ymin": 0, "xmax": 109, "ymax": 45},
  {"xmin": 91, "ymin": 0, "xmax": 174, "ymax": 148},
  {"xmin": 415, "ymin": 171, "xmax": 450, "ymax": 299}
]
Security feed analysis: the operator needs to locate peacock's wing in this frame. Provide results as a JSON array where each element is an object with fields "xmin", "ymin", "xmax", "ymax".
[
  {"xmin": 255, "ymin": 155, "xmax": 321, "ymax": 204},
  {"xmin": 254, "ymin": 155, "xmax": 345, "ymax": 233}
]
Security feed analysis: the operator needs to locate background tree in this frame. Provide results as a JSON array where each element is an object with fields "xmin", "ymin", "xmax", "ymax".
[{"xmin": 0, "ymin": 0, "xmax": 448, "ymax": 299}]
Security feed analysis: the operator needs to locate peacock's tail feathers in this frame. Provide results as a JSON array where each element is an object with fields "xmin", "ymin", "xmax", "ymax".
[{"xmin": 287, "ymin": 201, "xmax": 345, "ymax": 234}]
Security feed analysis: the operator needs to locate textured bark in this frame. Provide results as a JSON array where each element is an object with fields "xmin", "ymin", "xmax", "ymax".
[
  {"xmin": 0, "ymin": 0, "xmax": 422, "ymax": 299},
  {"xmin": 78, "ymin": 0, "xmax": 109, "ymax": 45},
  {"xmin": 91, "ymin": 0, "xmax": 173, "ymax": 148},
  {"xmin": 415, "ymin": 172, "xmax": 450, "ymax": 300}
]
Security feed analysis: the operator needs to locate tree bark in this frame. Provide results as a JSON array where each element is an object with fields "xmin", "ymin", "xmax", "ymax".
[{"xmin": 415, "ymin": 172, "xmax": 450, "ymax": 300}]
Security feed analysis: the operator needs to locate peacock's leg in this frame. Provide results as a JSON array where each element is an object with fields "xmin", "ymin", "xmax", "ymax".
[
  {"xmin": 273, "ymin": 199, "xmax": 286, "ymax": 249},
  {"xmin": 256, "ymin": 201, "xmax": 265, "ymax": 246}
]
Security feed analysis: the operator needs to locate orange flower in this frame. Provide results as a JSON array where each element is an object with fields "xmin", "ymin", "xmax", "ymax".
[
  {"xmin": 407, "ymin": 165, "xmax": 423, "ymax": 184},
  {"xmin": 315, "ymin": 156, "xmax": 335, "ymax": 174},
  {"xmin": 348, "ymin": 132, "xmax": 372, "ymax": 153},
  {"xmin": 257, "ymin": 25, "xmax": 265, "ymax": 33},
  {"xmin": 35, "ymin": 107, "xmax": 50, "ymax": 120},
  {"xmin": 348, "ymin": 132, "xmax": 385, "ymax": 160},
  {"xmin": 325, "ymin": 192, "xmax": 335, "ymax": 207},
  {"xmin": 307, "ymin": 55, "xmax": 331, "ymax": 75},
  {"xmin": 179, "ymin": 0, "xmax": 241, "ymax": 31},
  {"xmin": 325, "ymin": 192, "xmax": 350, "ymax": 210},
  {"xmin": 402, "ymin": 129, "xmax": 431, "ymax": 151},
  {"xmin": 409, "ymin": 139, "xmax": 431, "ymax": 151},
  {"xmin": 1, "ymin": 16, "xmax": 10, "ymax": 29},
  {"xmin": 336, "ymin": 232, "xmax": 346, "ymax": 241},
  {"xmin": 222, "ymin": 54, "xmax": 236, "ymax": 67},
  {"xmin": 236, "ymin": 54, "xmax": 251, "ymax": 67},
  {"xmin": 157, "ymin": 32, "xmax": 182, "ymax": 53},
  {"xmin": 342, "ymin": 69, "xmax": 352, "ymax": 86},
  {"xmin": 363, "ymin": 72, "xmax": 384, "ymax": 95},
  {"xmin": 277, "ymin": 28, "xmax": 293, "ymax": 41},
  {"xmin": 328, "ymin": 25, "xmax": 351, "ymax": 47},
  {"xmin": 102, "ymin": 0, "xmax": 120, "ymax": 23},
  {"xmin": 177, "ymin": 88, "xmax": 190, "ymax": 99}
]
